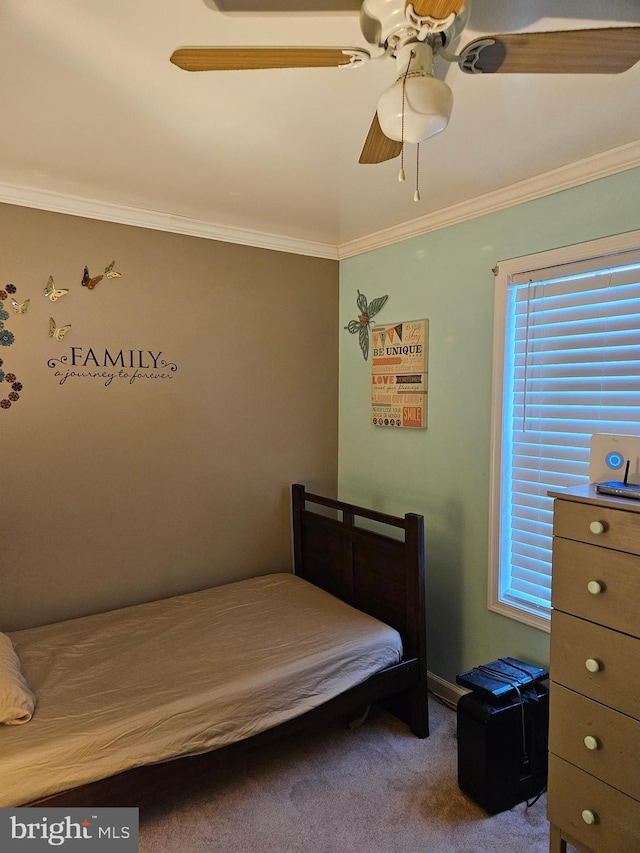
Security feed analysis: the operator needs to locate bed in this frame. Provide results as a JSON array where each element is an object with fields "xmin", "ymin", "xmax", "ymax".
[{"xmin": 0, "ymin": 484, "xmax": 427, "ymax": 808}]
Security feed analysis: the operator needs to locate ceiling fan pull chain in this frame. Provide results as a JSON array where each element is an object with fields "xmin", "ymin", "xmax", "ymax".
[
  {"xmin": 414, "ymin": 143, "xmax": 421, "ymax": 202},
  {"xmin": 398, "ymin": 50, "xmax": 415, "ymax": 183}
]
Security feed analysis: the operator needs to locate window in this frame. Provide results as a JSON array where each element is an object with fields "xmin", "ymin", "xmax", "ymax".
[{"xmin": 489, "ymin": 231, "xmax": 640, "ymax": 631}]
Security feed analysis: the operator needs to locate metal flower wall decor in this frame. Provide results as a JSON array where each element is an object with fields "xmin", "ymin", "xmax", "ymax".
[
  {"xmin": 0, "ymin": 283, "xmax": 25, "ymax": 410},
  {"xmin": 344, "ymin": 290, "xmax": 389, "ymax": 361}
]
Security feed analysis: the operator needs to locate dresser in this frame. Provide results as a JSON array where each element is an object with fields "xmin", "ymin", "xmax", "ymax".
[{"xmin": 547, "ymin": 484, "xmax": 640, "ymax": 853}]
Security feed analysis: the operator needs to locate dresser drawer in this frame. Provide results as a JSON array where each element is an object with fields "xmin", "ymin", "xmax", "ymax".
[
  {"xmin": 554, "ymin": 498, "xmax": 640, "ymax": 555},
  {"xmin": 548, "ymin": 754, "xmax": 640, "ymax": 853},
  {"xmin": 549, "ymin": 683, "xmax": 640, "ymax": 801},
  {"xmin": 552, "ymin": 537, "xmax": 640, "ymax": 636},
  {"xmin": 550, "ymin": 611, "xmax": 640, "ymax": 720}
]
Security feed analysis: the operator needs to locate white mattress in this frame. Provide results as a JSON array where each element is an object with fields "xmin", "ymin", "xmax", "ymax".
[{"xmin": 1, "ymin": 573, "xmax": 402, "ymax": 806}]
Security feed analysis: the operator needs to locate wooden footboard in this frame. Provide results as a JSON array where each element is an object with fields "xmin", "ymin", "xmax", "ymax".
[{"xmin": 292, "ymin": 484, "xmax": 428, "ymax": 738}]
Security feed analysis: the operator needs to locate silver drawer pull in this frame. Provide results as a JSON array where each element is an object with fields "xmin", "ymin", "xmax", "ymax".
[
  {"xmin": 584, "ymin": 735, "xmax": 600, "ymax": 751},
  {"xmin": 582, "ymin": 809, "xmax": 598, "ymax": 825},
  {"xmin": 585, "ymin": 658, "xmax": 601, "ymax": 673},
  {"xmin": 589, "ymin": 521, "xmax": 606, "ymax": 535},
  {"xmin": 587, "ymin": 580, "xmax": 603, "ymax": 595}
]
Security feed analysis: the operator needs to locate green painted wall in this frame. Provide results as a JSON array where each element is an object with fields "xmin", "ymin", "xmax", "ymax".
[{"xmin": 339, "ymin": 167, "xmax": 640, "ymax": 685}]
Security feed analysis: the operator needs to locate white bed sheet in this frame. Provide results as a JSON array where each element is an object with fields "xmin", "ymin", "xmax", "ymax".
[{"xmin": 1, "ymin": 573, "xmax": 402, "ymax": 806}]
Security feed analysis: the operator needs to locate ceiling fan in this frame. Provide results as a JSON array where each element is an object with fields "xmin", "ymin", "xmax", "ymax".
[{"xmin": 170, "ymin": 0, "xmax": 640, "ymax": 167}]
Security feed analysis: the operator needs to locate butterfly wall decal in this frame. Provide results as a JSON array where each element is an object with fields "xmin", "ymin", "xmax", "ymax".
[
  {"xmin": 49, "ymin": 317, "xmax": 71, "ymax": 341},
  {"xmin": 104, "ymin": 260, "xmax": 122, "ymax": 279},
  {"xmin": 82, "ymin": 261, "xmax": 122, "ymax": 289},
  {"xmin": 82, "ymin": 266, "xmax": 103, "ymax": 290},
  {"xmin": 344, "ymin": 290, "xmax": 389, "ymax": 361},
  {"xmin": 44, "ymin": 276, "xmax": 69, "ymax": 302},
  {"xmin": 10, "ymin": 298, "xmax": 29, "ymax": 314}
]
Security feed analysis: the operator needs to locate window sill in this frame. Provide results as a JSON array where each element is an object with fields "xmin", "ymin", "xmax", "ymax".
[{"xmin": 488, "ymin": 598, "xmax": 550, "ymax": 633}]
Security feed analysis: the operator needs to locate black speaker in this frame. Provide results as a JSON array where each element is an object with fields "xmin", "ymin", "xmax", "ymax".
[{"xmin": 456, "ymin": 683, "xmax": 549, "ymax": 814}]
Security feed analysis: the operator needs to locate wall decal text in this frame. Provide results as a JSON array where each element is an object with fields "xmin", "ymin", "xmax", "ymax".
[{"xmin": 47, "ymin": 346, "xmax": 179, "ymax": 387}]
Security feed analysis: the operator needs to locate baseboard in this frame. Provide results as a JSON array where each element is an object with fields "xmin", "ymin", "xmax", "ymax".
[{"xmin": 427, "ymin": 671, "xmax": 469, "ymax": 709}]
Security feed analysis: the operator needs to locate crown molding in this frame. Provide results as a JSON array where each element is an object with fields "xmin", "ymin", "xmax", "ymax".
[
  {"xmin": 1, "ymin": 140, "xmax": 639, "ymax": 262},
  {"xmin": 338, "ymin": 139, "xmax": 640, "ymax": 259},
  {"xmin": 0, "ymin": 183, "xmax": 339, "ymax": 261}
]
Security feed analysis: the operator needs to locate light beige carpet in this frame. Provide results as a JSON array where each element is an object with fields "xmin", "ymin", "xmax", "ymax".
[{"xmin": 139, "ymin": 697, "xmax": 561, "ymax": 853}]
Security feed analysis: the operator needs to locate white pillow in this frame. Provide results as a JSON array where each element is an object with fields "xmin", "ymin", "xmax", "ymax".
[{"xmin": 0, "ymin": 632, "xmax": 36, "ymax": 724}]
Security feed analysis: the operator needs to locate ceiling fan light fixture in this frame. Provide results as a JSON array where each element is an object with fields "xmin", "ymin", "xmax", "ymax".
[{"xmin": 376, "ymin": 71, "xmax": 453, "ymax": 144}]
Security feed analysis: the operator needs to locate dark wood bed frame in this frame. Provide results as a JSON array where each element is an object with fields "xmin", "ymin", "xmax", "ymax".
[{"xmin": 28, "ymin": 484, "xmax": 427, "ymax": 808}]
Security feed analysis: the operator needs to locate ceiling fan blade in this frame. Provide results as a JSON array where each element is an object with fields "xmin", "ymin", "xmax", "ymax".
[
  {"xmin": 408, "ymin": 1, "xmax": 466, "ymax": 20},
  {"xmin": 359, "ymin": 113, "xmax": 402, "ymax": 165},
  {"xmin": 170, "ymin": 46, "xmax": 367, "ymax": 71},
  {"xmin": 459, "ymin": 27, "xmax": 640, "ymax": 74},
  {"xmin": 214, "ymin": 1, "xmax": 362, "ymax": 9}
]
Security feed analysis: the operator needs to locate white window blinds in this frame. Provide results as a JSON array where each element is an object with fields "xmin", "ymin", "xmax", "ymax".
[{"xmin": 492, "ymin": 242, "xmax": 640, "ymax": 627}]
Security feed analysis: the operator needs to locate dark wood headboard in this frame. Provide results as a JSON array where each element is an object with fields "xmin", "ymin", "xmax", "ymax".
[{"xmin": 291, "ymin": 484, "xmax": 426, "ymax": 667}]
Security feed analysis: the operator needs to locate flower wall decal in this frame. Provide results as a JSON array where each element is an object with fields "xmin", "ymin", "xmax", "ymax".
[{"xmin": 0, "ymin": 283, "xmax": 24, "ymax": 411}]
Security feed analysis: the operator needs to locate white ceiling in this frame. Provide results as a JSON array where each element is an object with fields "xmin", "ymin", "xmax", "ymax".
[{"xmin": 1, "ymin": 0, "xmax": 640, "ymax": 256}]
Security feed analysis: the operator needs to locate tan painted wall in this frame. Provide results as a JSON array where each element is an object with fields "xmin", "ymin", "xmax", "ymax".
[{"xmin": 0, "ymin": 204, "xmax": 338, "ymax": 631}]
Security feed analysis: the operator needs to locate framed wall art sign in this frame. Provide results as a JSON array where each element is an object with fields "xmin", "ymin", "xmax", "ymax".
[{"xmin": 370, "ymin": 319, "xmax": 428, "ymax": 429}]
